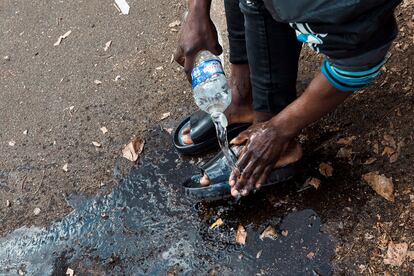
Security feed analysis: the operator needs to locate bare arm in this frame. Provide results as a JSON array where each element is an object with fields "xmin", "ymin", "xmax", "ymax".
[
  {"xmin": 174, "ymin": 0, "xmax": 222, "ymax": 81},
  {"xmin": 230, "ymin": 73, "xmax": 351, "ymax": 196}
]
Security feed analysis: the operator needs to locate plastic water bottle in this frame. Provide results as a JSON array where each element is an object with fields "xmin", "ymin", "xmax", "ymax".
[{"xmin": 191, "ymin": 51, "xmax": 231, "ymax": 114}]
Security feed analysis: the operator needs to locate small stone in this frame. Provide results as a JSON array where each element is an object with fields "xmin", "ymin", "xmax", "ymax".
[
  {"xmin": 62, "ymin": 163, "xmax": 68, "ymax": 172},
  {"xmin": 8, "ymin": 140, "xmax": 16, "ymax": 146},
  {"xmin": 282, "ymin": 230, "xmax": 289, "ymax": 237},
  {"xmin": 3, "ymin": 55, "xmax": 10, "ymax": 61},
  {"xmin": 94, "ymin": 80, "xmax": 102, "ymax": 85},
  {"xmin": 6, "ymin": 200, "xmax": 11, "ymax": 207},
  {"xmin": 33, "ymin": 207, "xmax": 41, "ymax": 215},
  {"xmin": 23, "ymin": 129, "xmax": 28, "ymax": 135}
]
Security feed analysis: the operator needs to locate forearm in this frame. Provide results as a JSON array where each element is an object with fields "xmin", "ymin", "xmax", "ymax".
[
  {"xmin": 271, "ymin": 72, "xmax": 352, "ymax": 139},
  {"xmin": 188, "ymin": 0, "xmax": 212, "ymax": 17}
]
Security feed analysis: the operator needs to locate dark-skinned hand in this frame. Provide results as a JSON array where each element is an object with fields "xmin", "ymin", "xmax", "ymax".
[
  {"xmin": 229, "ymin": 121, "xmax": 290, "ymax": 198},
  {"xmin": 173, "ymin": 11, "xmax": 222, "ymax": 82}
]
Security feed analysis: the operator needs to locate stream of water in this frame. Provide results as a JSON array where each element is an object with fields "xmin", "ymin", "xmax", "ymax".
[{"xmin": 211, "ymin": 112, "xmax": 239, "ymax": 174}]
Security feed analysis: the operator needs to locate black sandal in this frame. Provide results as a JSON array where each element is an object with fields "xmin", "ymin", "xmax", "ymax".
[
  {"xmin": 173, "ymin": 110, "xmax": 250, "ymax": 155},
  {"xmin": 183, "ymin": 146, "xmax": 297, "ymax": 201}
]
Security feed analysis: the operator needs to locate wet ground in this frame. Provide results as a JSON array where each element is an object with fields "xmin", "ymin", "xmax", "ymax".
[
  {"xmin": 1, "ymin": 0, "xmax": 413, "ymax": 274},
  {"xmin": 0, "ymin": 130, "xmax": 338, "ymax": 275}
]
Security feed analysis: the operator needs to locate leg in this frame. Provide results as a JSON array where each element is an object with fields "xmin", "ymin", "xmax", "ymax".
[
  {"xmin": 240, "ymin": 0, "xmax": 302, "ymax": 122},
  {"xmin": 200, "ymin": 1, "xmax": 303, "ymax": 186},
  {"xmin": 182, "ymin": 0, "xmax": 254, "ymax": 145}
]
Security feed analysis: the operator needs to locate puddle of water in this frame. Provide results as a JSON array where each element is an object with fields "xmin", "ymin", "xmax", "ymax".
[{"xmin": 0, "ymin": 129, "xmax": 335, "ymax": 275}]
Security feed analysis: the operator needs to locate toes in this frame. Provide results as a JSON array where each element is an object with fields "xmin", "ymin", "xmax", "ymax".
[
  {"xmin": 199, "ymin": 174, "xmax": 210, "ymax": 186},
  {"xmin": 182, "ymin": 133, "xmax": 193, "ymax": 145}
]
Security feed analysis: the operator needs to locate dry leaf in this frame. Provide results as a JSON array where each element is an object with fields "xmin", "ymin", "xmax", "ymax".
[
  {"xmin": 54, "ymin": 30, "xmax": 72, "ymax": 46},
  {"xmin": 62, "ymin": 163, "xmax": 68, "ymax": 172},
  {"xmin": 362, "ymin": 171, "xmax": 395, "ymax": 202},
  {"xmin": 383, "ymin": 241, "xmax": 408, "ymax": 266},
  {"xmin": 92, "ymin": 141, "xmax": 102, "ymax": 148},
  {"xmin": 209, "ymin": 218, "xmax": 223, "ymax": 230},
  {"xmin": 260, "ymin": 225, "xmax": 278, "ymax": 240},
  {"xmin": 235, "ymin": 224, "xmax": 247, "ymax": 245},
  {"xmin": 382, "ymin": 134, "xmax": 397, "ymax": 148},
  {"xmin": 122, "ymin": 137, "xmax": 144, "ymax": 162},
  {"xmin": 282, "ymin": 230, "xmax": 289, "ymax": 237},
  {"xmin": 100, "ymin": 127, "xmax": 108, "ymax": 134},
  {"xmin": 168, "ymin": 20, "xmax": 181, "ymax": 28},
  {"xmin": 104, "ymin": 40, "xmax": 112, "ymax": 51},
  {"xmin": 8, "ymin": 140, "xmax": 15, "ymax": 146},
  {"xmin": 256, "ymin": 250, "xmax": 262, "ymax": 259},
  {"xmin": 305, "ymin": 177, "xmax": 321, "ymax": 189},
  {"xmin": 33, "ymin": 207, "xmax": 41, "ymax": 215},
  {"xmin": 66, "ymin": 268, "xmax": 75, "ymax": 276},
  {"xmin": 336, "ymin": 147, "xmax": 353, "ymax": 159},
  {"xmin": 94, "ymin": 80, "xmax": 102, "ymax": 85},
  {"xmin": 159, "ymin": 112, "xmax": 171, "ymax": 121},
  {"xmin": 363, "ymin": 157, "xmax": 377, "ymax": 165},
  {"xmin": 319, "ymin": 163, "xmax": 333, "ymax": 177},
  {"xmin": 337, "ymin": 136, "xmax": 357, "ymax": 145}
]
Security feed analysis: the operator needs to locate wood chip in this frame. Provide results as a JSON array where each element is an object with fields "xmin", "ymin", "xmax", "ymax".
[
  {"xmin": 122, "ymin": 137, "xmax": 144, "ymax": 162},
  {"xmin": 362, "ymin": 171, "xmax": 395, "ymax": 202},
  {"xmin": 62, "ymin": 163, "xmax": 68, "ymax": 172},
  {"xmin": 104, "ymin": 40, "xmax": 112, "ymax": 51},
  {"xmin": 305, "ymin": 177, "xmax": 321, "ymax": 189},
  {"xmin": 100, "ymin": 127, "xmax": 108, "ymax": 134},
  {"xmin": 209, "ymin": 218, "xmax": 223, "ymax": 230},
  {"xmin": 54, "ymin": 30, "xmax": 72, "ymax": 46},
  {"xmin": 260, "ymin": 225, "xmax": 278, "ymax": 240},
  {"xmin": 159, "ymin": 112, "xmax": 171, "ymax": 121},
  {"xmin": 235, "ymin": 224, "xmax": 247, "ymax": 245},
  {"xmin": 92, "ymin": 141, "xmax": 102, "ymax": 148},
  {"xmin": 319, "ymin": 162, "xmax": 333, "ymax": 177},
  {"xmin": 383, "ymin": 241, "xmax": 408, "ymax": 266}
]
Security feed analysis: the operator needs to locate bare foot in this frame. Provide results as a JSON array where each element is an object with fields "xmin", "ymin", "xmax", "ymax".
[
  {"xmin": 200, "ymin": 140, "xmax": 302, "ymax": 186},
  {"xmin": 182, "ymin": 64, "xmax": 254, "ymax": 145}
]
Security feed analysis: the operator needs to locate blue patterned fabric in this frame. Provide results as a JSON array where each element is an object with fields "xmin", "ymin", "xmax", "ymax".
[{"xmin": 321, "ymin": 59, "xmax": 387, "ymax": 92}]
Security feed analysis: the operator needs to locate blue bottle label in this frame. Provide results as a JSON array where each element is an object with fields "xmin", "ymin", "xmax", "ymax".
[{"xmin": 191, "ymin": 59, "xmax": 225, "ymax": 88}]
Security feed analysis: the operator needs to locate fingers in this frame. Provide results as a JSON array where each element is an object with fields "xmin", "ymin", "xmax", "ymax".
[
  {"xmin": 210, "ymin": 42, "xmax": 223, "ymax": 56},
  {"xmin": 230, "ymin": 130, "xmax": 250, "ymax": 145},
  {"xmin": 255, "ymin": 165, "xmax": 272, "ymax": 190}
]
